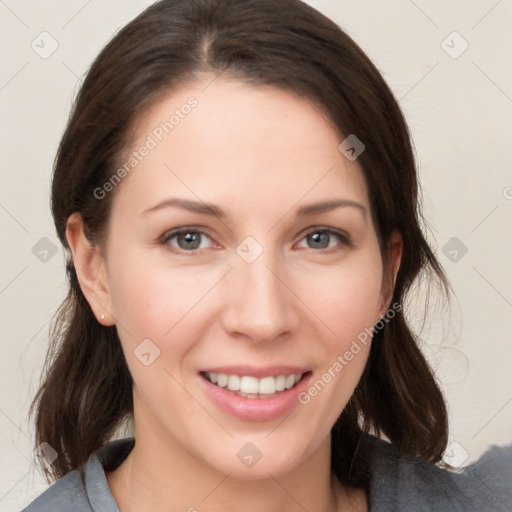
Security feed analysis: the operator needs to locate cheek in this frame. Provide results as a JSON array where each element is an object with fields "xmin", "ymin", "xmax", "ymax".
[
  {"xmin": 296, "ymin": 252, "xmax": 384, "ymax": 344},
  {"xmin": 108, "ymin": 249, "xmax": 210, "ymax": 342},
  {"xmin": 294, "ymin": 258, "xmax": 382, "ymax": 421},
  {"xmin": 106, "ymin": 256, "xmax": 206, "ymax": 405}
]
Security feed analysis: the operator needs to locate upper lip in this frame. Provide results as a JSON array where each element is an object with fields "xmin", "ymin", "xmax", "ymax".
[{"xmin": 199, "ymin": 365, "xmax": 311, "ymax": 379}]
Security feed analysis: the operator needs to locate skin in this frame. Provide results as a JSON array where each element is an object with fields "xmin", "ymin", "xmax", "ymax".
[{"xmin": 67, "ymin": 75, "xmax": 402, "ymax": 512}]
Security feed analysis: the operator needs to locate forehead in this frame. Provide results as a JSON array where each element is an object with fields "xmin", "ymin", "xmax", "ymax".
[{"xmin": 113, "ymin": 77, "xmax": 370, "ymax": 217}]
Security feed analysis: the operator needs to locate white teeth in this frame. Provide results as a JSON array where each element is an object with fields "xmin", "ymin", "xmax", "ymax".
[
  {"xmin": 217, "ymin": 373, "xmax": 228, "ymax": 388},
  {"xmin": 275, "ymin": 375, "xmax": 286, "ymax": 391},
  {"xmin": 227, "ymin": 375, "xmax": 240, "ymax": 391},
  {"xmin": 240, "ymin": 376, "xmax": 259, "ymax": 394},
  {"xmin": 258, "ymin": 376, "xmax": 276, "ymax": 394},
  {"xmin": 204, "ymin": 372, "xmax": 304, "ymax": 395},
  {"xmin": 285, "ymin": 374, "xmax": 296, "ymax": 389}
]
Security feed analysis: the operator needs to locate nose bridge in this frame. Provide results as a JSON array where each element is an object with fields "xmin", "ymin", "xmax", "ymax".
[{"xmin": 222, "ymin": 243, "xmax": 298, "ymax": 342}]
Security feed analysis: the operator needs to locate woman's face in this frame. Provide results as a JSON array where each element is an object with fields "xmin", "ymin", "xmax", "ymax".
[{"xmin": 90, "ymin": 77, "xmax": 398, "ymax": 478}]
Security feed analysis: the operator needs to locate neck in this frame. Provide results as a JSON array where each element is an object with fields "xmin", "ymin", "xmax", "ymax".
[{"xmin": 107, "ymin": 403, "xmax": 363, "ymax": 511}]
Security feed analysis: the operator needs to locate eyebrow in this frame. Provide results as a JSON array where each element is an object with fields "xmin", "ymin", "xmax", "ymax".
[{"xmin": 142, "ymin": 197, "xmax": 367, "ymax": 219}]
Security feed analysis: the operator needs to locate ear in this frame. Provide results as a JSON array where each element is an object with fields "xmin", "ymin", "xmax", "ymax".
[
  {"xmin": 380, "ymin": 230, "xmax": 403, "ymax": 315},
  {"xmin": 66, "ymin": 212, "xmax": 115, "ymax": 326}
]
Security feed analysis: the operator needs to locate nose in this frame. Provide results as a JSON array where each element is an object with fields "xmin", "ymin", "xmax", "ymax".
[{"xmin": 221, "ymin": 248, "xmax": 300, "ymax": 344}]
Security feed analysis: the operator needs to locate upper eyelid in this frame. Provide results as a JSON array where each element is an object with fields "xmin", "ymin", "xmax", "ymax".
[{"xmin": 161, "ymin": 226, "xmax": 212, "ymax": 242}]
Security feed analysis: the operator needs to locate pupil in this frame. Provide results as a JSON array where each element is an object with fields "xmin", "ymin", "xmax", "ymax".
[
  {"xmin": 179, "ymin": 232, "xmax": 200, "ymax": 249},
  {"xmin": 309, "ymin": 232, "xmax": 329, "ymax": 249}
]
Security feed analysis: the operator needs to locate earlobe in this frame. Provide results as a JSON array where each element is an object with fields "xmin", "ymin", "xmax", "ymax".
[{"xmin": 65, "ymin": 213, "xmax": 114, "ymax": 326}]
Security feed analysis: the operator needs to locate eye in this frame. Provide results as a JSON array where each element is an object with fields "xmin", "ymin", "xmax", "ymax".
[
  {"xmin": 161, "ymin": 228, "xmax": 214, "ymax": 252},
  {"xmin": 296, "ymin": 227, "xmax": 351, "ymax": 252},
  {"xmin": 160, "ymin": 226, "xmax": 351, "ymax": 254}
]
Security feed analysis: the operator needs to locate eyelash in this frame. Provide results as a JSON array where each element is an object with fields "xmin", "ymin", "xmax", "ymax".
[{"xmin": 160, "ymin": 226, "xmax": 352, "ymax": 255}]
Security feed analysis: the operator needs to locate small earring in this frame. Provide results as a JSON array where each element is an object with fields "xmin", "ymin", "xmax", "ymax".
[{"xmin": 101, "ymin": 314, "xmax": 105, "ymax": 320}]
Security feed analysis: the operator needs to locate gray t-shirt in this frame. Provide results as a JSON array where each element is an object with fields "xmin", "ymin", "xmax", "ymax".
[{"xmin": 22, "ymin": 435, "xmax": 512, "ymax": 511}]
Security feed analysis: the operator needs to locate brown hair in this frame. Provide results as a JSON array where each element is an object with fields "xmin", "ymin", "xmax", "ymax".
[{"xmin": 31, "ymin": 0, "xmax": 450, "ymax": 488}]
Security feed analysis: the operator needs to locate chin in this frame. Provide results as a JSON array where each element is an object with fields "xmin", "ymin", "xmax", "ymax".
[{"xmin": 199, "ymin": 438, "xmax": 308, "ymax": 481}]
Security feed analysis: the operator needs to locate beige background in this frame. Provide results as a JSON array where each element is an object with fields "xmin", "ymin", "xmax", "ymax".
[{"xmin": 1, "ymin": 0, "xmax": 511, "ymax": 509}]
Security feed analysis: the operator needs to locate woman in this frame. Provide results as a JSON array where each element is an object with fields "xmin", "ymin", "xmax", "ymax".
[{"xmin": 24, "ymin": 0, "xmax": 511, "ymax": 510}]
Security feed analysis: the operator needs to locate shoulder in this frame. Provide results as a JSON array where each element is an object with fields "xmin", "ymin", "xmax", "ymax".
[
  {"xmin": 21, "ymin": 438, "xmax": 135, "ymax": 512},
  {"xmin": 458, "ymin": 442, "xmax": 512, "ymax": 510},
  {"xmin": 366, "ymin": 435, "xmax": 512, "ymax": 511},
  {"xmin": 21, "ymin": 465, "xmax": 91, "ymax": 512}
]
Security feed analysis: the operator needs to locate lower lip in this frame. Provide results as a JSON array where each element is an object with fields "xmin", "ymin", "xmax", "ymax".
[{"xmin": 199, "ymin": 372, "xmax": 312, "ymax": 422}]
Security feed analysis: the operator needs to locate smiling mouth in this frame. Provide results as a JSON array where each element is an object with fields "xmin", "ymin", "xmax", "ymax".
[{"xmin": 200, "ymin": 371, "xmax": 310, "ymax": 399}]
